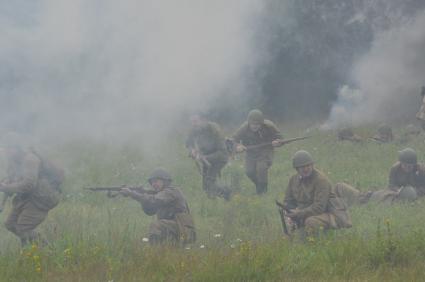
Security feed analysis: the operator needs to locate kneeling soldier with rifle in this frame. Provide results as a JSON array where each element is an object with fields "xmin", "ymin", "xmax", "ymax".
[
  {"xmin": 281, "ymin": 150, "xmax": 351, "ymax": 239},
  {"xmin": 119, "ymin": 168, "xmax": 196, "ymax": 246}
]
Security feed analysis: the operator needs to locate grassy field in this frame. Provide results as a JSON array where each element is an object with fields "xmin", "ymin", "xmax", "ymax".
[{"xmin": 1, "ymin": 124, "xmax": 425, "ymax": 281}]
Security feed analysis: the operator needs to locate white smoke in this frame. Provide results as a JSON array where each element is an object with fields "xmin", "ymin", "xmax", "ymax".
[
  {"xmin": 0, "ymin": 0, "xmax": 265, "ymax": 143},
  {"xmin": 324, "ymin": 9, "xmax": 425, "ymax": 129}
]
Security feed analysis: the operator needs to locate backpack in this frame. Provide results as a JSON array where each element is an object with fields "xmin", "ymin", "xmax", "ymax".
[{"xmin": 30, "ymin": 149, "xmax": 65, "ymax": 210}]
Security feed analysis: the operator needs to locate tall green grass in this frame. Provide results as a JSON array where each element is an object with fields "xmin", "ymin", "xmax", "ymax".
[{"xmin": 0, "ymin": 125, "xmax": 425, "ymax": 281}]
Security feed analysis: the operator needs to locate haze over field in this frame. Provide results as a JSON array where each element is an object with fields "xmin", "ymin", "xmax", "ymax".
[{"xmin": 0, "ymin": 0, "xmax": 424, "ymax": 142}]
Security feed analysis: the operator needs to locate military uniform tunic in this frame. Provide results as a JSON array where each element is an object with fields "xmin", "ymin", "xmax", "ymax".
[
  {"xmin": 232, "ymin": 120, "xmax": 282, "ymax": 194},
  {"xmin": 134, "ymin": 186, "xmax": 196, "ymax": 245}
]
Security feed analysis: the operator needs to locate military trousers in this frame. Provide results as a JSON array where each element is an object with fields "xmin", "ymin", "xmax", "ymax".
[
  {"xmin": 201, "ymin": 160, "xmax": 230, "ymax": 199},
  {"xmin": 245, "ymin": 157, "xmax": 272, "ymax": 194},
  {"xmin": 148, "ymin": 219, "xmax": 179, "ymax": 245},
  {"xmin": 5, "ymin": 197, "xmax": 48, "ymax": 245}
]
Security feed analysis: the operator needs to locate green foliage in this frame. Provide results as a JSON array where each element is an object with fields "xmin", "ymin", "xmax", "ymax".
[{"xmin": 1, "ymin": 126, "xmax": 425, "ymax": 281}]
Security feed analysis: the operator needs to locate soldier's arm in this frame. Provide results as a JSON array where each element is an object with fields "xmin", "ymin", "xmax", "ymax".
[
  {"xmin": 0, "ymin": 155, "xmax": 40, "ymax": 194},
  {"xmin": 296, "ymin": 179, "xmax": 331, "ymax": 219},
  {"xmin": 131, "ymin": 189, "xmax": 175, "ymax": 215}
]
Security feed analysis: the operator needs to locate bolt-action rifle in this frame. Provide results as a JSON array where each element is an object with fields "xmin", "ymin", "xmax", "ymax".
[
  {"xmin": 275, "ymin": 200, "xmax": 290, "ymax": 236},
  {"xmin": 245, "ymin": 136, "xmax": 310, "ymax": 151},
  {"xmin": 84, "ymin": 186, "xmax": 156, "ymax": 198}
]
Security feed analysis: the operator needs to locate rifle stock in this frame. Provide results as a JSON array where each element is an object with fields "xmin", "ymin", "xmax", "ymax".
[{"xmin": 275, "ymin": 200, "xmax": 289, "ymax": 236}]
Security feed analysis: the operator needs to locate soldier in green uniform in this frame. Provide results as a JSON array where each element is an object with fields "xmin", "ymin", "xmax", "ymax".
[
  {"xmin": 0, "ymin": 133, "xmax": 62, "ymax": 246},
  {"xmin": 282, "ymin": 150, "xmax": 351, "ymax": 236},
  {"xmin": 232, "ymin": 109, "xmax": 282, "ymax": 194},
  {"xmin": 337, "ymin": 127, "xmax": 362, "ymax": 142},
  {"xmin": 185, "ymin": 114, "xmax": 231, "ymax": 199},
  {"xmin": 334, "ymin": 182, "xmax": 417, "ymax": 206},
  {"xmin": 120, "ymin": 168, "xmax": 196, "ymax": 246},
  {"xmin": 388, "ymin": 148, "xmax": 425, "ymax": 196}
]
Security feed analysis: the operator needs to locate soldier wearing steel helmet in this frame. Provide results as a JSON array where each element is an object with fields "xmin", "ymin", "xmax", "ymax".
[
  {"xmin": 120, "ymin": 168, "xmax": 196, "ymax": 245},
  {"xmin": 388, "ymin": 148, "xmax": 425, "ymax": 196},
  {"xmin": 185, "ymin": 113, "xmax": 231, "ymax": 200},
  {"xmin": 282, "ymin": 150, "xmax": 351, "ymax": 237},
  {"xmin": 231, "ymin": 109, "xmax": 282, "ymax": 194}
]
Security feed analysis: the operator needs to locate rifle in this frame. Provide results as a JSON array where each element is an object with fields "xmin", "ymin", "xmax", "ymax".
[
  {"xmin": 245, "ymin": 136, "xmax": 310, "ymax": 151},
  {"xmin": 84, "ymin": 186, "xmax": 156, "ymax": 198},
  {"xmin": 275, "ymin": 200, "xmax": 289, "ymax": 236}
]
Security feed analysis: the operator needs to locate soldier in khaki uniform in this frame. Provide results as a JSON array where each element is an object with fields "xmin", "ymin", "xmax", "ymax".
[
  {"xmin": 371, "ymin": 124, "xmax": 393, "ymax": 143},
  {"xmin": 185, "ymin": 114, "xmax": 231, "ymax": 199},
  {"xmin": 120, "ymin": 168, "xmax": 196, "ymax": 245},
  {"xmin": 0, "ymin": 135, "xmax": 62, "ymax": 246},
  {"xmin": 334, "ymin": 182, "xmax": 417, "ymax": 206},
  {"xmin": 232, "ymin": 109, "xmax": 282, "ymax": 194},
  {"xmin": 337, "ymin": 127, "xmax": 362, "ymax": 142},
  {"xmin": 282, "ymin": 151, "xmax": 351, "ymax": 236},
  {"xmin": 388, "ymin": 148, "xmax": 425, "ymax": 196}
]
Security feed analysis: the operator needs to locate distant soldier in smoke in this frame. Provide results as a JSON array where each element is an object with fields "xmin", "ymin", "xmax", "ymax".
[
  {"xmin": 388, "ymin": 148, "xmax": 425, "ymax": 196},
  {"xmin": 120, "ymin": 168, "xmax": 196, "ymax": 246},
  {"xmin": 335, "ymin": 148, "xmax": 425, "ymax": 205},
  {"xmin": 370, "ymin": 124, "xmax": 393, "ymax": 143},
  {"xmin": 0, "ymin": 132, "xmax": 63, "ymax": 246},
  {"xmin": 416, "ymin": 86, "xmax": 425, "ymax": 130},
  {"xmin": 231, "ymin": 109, "xmax": 282, "ymax": 194},
  {"xmin": 337, "ymin": 127, "xmax": 362, "ymax": 142},
  {"xmin": 282, "ymin": 150, "xmax": 351, "ymax": 237},
  {"xmin": 185, "ymin": 113, "xmax": 231, "ymax": 200}
]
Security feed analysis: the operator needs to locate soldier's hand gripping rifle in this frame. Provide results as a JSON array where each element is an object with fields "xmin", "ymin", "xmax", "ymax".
[
  {"xmin": 276, "ymin": 200, "xmax": 298, "ymax": 237},
  {"xmin": 84, "ymin": 186, "xmax": 156, "ymax": 198}
]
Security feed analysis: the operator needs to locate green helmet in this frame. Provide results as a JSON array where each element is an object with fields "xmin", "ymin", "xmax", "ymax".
[
  {"xmin": 292, "ymin": 150, "xmax": 314, "ymax": 168},
  {"xmin": 378, "ymin": 124, "xmax": 392, "ymax": 135},
  {"xmin": 398, "ymin": 186, "xmax": 417, "ymax": 202},
  {"xmin": 398, "ymin": 148, "xmax": 417, "ymax": 165},
  {"xmin": 148, "ymin": 168, "xmax": 172, "ymax": 184},
  {"xmin": 247, "ymin": 109, "xmax": 264, "ymax": 124}
]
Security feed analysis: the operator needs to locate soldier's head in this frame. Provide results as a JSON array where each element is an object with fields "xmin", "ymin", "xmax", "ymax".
[
  {"xmin": 190, "ymin": 113, "xmax": 207, "ymax": 130},
  {"xmin": 247, "ymin": 109, "xmax": 264, "ymax": 132},
  {"xmin": 292, "ymin": 150, "xmax": 314, "ymax": 178},
  {"xmin": 148, "ymin": 168, "xmax": 172, "ymax": 190},
  {"xmin": 397, "ymin": 186, "xmax": 417, "ymax": 202},
  {"xmin": 398, "ymin": 148, "xmax": 417, "ymax": 173}
]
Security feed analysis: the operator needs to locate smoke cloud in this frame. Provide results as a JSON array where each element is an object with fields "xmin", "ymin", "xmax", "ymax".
[
  {"xmin": 324, "ymin": 8, "xmax": 425, "ymax": 129},
  {"xmin": 0, "ymin": 1, "xmax": 266, "ymax": 143}
]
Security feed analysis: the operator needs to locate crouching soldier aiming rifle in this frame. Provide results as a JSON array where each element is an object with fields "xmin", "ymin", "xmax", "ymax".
[
  {"xmin": 119, "ymin": 168, "xmax": 196, "ymax": 246},
  {"xmin": 281, "ymin": 150, "xmax": 352, "ymax": 239}
]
